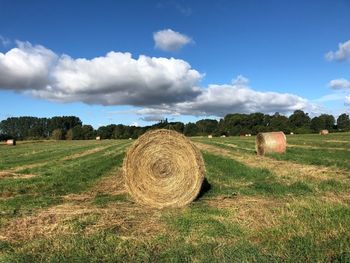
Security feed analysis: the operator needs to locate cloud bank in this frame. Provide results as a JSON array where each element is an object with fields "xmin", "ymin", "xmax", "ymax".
[
  {"xmin": 153, "ymin": 29, "xmax": 193, "ymax": 52},
  {"xmin": 0, "ymin": 41, "xmax": 313, "ymax": 117}
]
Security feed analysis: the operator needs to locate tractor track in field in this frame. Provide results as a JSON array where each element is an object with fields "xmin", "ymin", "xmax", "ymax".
[
  {"xmin": 0, "ymin": 142, "xmax": 129, "ymax": 181},
  {"xmin": 194, "ymin": 142, "xmax": 350, "ymax": 183}
]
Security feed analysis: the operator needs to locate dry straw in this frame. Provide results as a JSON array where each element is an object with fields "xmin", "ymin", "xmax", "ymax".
[
  {"xmin": 319, "ymin": 129, "xmax": 329, "ymax": 135},
  {"xmin": 256, "ymin": 131, "xmax": 286, "ymax": 155},
  {"xmin": 6, "ymin": 139, "xmax": 16, "ymax": 146},
  {"xmin": 123, "ymin": 129, "xmax": 205, "ymax": 208}
]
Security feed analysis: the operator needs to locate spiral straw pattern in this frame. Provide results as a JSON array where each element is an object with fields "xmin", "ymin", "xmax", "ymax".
[{"xmin": 123, "ymin": 129, "xmax": 205, "ymax": 208}]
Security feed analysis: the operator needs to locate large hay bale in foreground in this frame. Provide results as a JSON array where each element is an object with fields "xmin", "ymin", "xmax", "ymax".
[
  {"xmin": 123, "ymin": 129, "xmax": 205, "ymax": 208},
  {"xmin": 319, "ymin": 129, "xmax": 329, "ymax": 135},
  {"xmin": 6, "ymin": 139, "xmax": 16, "ymax": 146},
  {"xmin": 256, "ymin": 132, "xmax": 286, "ymax": 156}
]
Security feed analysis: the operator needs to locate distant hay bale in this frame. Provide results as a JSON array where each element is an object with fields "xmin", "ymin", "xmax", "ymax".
[
  {"xmin": 208, "ymin": 135, "xmax": 213, "ymax": 138},
  {"xmin": 123, "ymin": 129, "xmax": 205, "ymax": 208},
  {"xmin": 128, "ymin": 137, "xmax": 132, "ymax": 140},
  {"xmin": 221, "ymin": 135, "xmax": 226, "ymax": 138},
  {"xmin": 319, "ymin": 130, "xmax": 329, "ymax": 135},
  {"xmin": 96, "ymin": 136, "xmax": 101, "ymax": 140},
  {"xmin": 255, "ymin": 131, "xmax": 286, "ymax": 156},
  {"xmin": 290, "ymin": 132, "xmax": 294, "ymax": 135},
  {"xmin": 6, "ymin": 139, "xmax": 16, "ymax": 146}
]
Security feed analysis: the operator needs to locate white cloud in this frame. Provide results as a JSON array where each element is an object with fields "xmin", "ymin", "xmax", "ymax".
[
  {"xmin": 345, "ymin": 95, "xmax": 350, "ymax": 105},
  {"xmin": 0, "ymin": 41, "xmax": 315, "ymax": 117},
  {"xmin": 0, "ymin": 35, "xmax": 11, "ymax": 47},
  {"xmin": 314, "ymin": 93, "xmax": 347, "ymax": 103},
  {"xmin": 326, "ymin": 39, "xmax": 350, "ymax": 62},
  {"xmin": 139, "ymin": 115, "xmax": 165, "ymax": 122},
  {"xmin": 0, "ymin": 41, "xmax": 57, "ymax": 90},
  {"xmin": 153, "ymin": 29, "xmax": 193, "ymax": 52},
  {"xmin": 328, "ymin": 78, "xmax": 350, "ymax": 89},
  {"xmin": 232, "ymin": 75, "xmax": 249, "ymax": 86},
  {"xmin": 137, "ymin": 79, "xmax": 314, "ymax": 117},
  {"xmin": 0, "ymin": 41, "xmax": 202, "ymax": 106}
]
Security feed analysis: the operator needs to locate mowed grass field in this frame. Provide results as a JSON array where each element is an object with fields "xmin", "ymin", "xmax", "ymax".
[{"xmin": 0, "ymin": 133, "xmax": 350, "ymax": 262}]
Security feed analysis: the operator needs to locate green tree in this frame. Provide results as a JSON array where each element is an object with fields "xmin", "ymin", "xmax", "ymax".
[
  {"xmin": 289, "ymin": 110, "xmax": 311, "ymax": 133},
  {"xmin": 51, "ymin": 129, "xmax": 63, "ymax": 140},
  {"xmin": 310, "ymin": 117, "xmax": 324, "ymax": 133},
  {"xmin": 337, "ymin": 113, "xmax": 350, "ymax": 131},
  {"xmin": 184, "ymin": 122, "xmax": 199, "ymax": 136},
  {"xmin": 65, "ymin": 129, "xmax": 74, "ymax": 140},
  {"xmin": 196, "ymin": 119, "xmax": 218, "ymax": 135},
  {"xmin": 269, "ymin": 114, "xmax": 290, "ymax": 133},
  {"xmin": 318, "ymin": 114, "xmax": 335, "ymax": 131},
  {"xmin": 81, "ymin": 125, "xmax": 94, "ymax": 139}
]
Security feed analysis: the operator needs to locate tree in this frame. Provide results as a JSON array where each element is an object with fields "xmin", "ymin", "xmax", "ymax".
[
  {"xmin": 196, "ymin": 119, "xmax": 218, "ymax": 135},
  {"xmin": 269, "ymin": 115, "xmax": 290, "ymax": 133},
  {"xmin": 51, "ymin": 129, "xmax": 63, "ymax": 140},
  {"xmin": 184, "ymin": 122, "xmax": 199, "ymax": 136},
  {"xmin": 310, "ymin": 117, "xmax": 324, "ymax": 133},
  {"xmin": 337, "ymin": 113, "xmax": 350, "ymax": 131},
  {"xmin": 289, "ymin": 110, "xmax": 311, "ymax": 133},
  {"xmin": 65, "ymin": 129, "xmax": 74, "ymax": 140},
  {"xmin": 318, "ymin": 114, "xmax": 335, "ymax": 131},
  {"xmin": 81, "ymin": 125, "xmax": 94, "ymax": 140}
]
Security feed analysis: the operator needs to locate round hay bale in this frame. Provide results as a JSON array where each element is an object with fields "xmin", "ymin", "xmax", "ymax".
[
  {"xmin": 208, "ymin": 135, "xmax": 213, "ymax": 138},
  {"xmin": 6, "ymin": 139, "xmax": 16, "ymax": 146},
  {"xmin": 319, "ymin": 129, "xmax": 329, "ymax": 135},
  {"xmin": 255, "ymin": 131, "xmax": 286, "ymax": 156},
  {"xmin": 123, "ymin": 129, "xmax": 205, "ymax": 208}
]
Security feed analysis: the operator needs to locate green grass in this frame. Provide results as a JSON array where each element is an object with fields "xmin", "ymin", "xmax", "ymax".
[
  {"xmin": 0, "ymin": 135, "xmax": 350, "ymax": 262},
  {"xmin": 194, "ymin": 132, "xmax": 350, "ymax": 170}
]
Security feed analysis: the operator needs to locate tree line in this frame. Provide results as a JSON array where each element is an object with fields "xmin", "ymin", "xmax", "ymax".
[{"xmin": 0, "ymin": 110, "xmax": 350, "ymax": 141}]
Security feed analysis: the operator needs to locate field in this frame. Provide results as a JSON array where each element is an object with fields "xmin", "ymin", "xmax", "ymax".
[{"xmin": 0, "ymin": 133, "xmax": 350, "ymax": 262}]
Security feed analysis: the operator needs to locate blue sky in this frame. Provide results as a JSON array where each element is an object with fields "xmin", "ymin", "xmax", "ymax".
[{"xmin": 0, "ymin": 0, "xmax": 350, "ymax": 127}]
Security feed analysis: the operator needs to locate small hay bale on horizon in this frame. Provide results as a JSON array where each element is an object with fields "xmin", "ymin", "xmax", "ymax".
[
  {"xmin": 96, "ymin": 136, "xmax": 101, "ymax": 140},
  {"xmin": 256, "ymin": 131, "xmax": 286, "ymax": 156},
  {"xmin": 123, "ymin": 129, "xmax": 205, "ymax": 208},
  {"xmin": 208, "ymin": 135, "xmax": 213, "ymax": 138},
  {"xmin": 319, "ymin": 130, "xmax": 329, "ymax": 135},
  {"xmin": 6, "ymin": 139, "xmax": 16, "ymax": 146}
]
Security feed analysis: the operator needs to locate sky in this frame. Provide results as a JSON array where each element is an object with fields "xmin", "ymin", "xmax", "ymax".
[{"xmin": 0, "ymin": 0, "xmax": 350, "ymax": 127}]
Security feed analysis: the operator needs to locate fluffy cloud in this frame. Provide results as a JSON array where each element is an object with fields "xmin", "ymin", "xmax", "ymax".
[
  {"xmin": 0, "ymin": 42, "xmax": 202, "ymax": 106},
  {"xmin": 0, "ymin": 41, "xmax": 313, "ymax": 117},
  {"xmin": 0, "ymin": 41, "xmax": 57, "ymax": 90},
  {"xmin": 153, "ymin": 29, "xmax": 193, "ymax": 52},
  {"xmin": 326, "ymin": 39, "xmax": 350, "ymax": 62},
  {"xmin": 137, "ymin": 81, "xmax": 310, "ymax": 117},
  {"xmin": 328, "ymin": 78, "xmax": 350, "ymax": 89},
  {"xmin": 345, "ymin": 95, "xmax": 350, "ymax": 105}
]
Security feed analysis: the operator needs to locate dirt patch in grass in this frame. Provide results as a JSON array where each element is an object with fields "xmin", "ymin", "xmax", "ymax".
[
  {"xmin": 0, "ymin": 168, "xmax": 166, "ymax": 242},
  {"xmin": 195, "ymin": 142, "xmax": 350, "ymax": 183},
  {"xmin": 0, "ymin": 202, "xmax": 165, "ymax": 242},
  {"xmin": 61, "ymin": 145, "xmax": 112, "ymax": 161},
  {"xmin": 288, "ymin": 144, "xmax": 350, "ymax": 151},
  {"xmin": 325, "ymin": 140, "xmax": 349, "ymax": 143},
  {"xmin": 206, "ymin": 195, "xmax": 283, "ymax": 231},
  {"xmin": 0, "ymin": 171, "xmax": 38, "ymax": 180}
]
